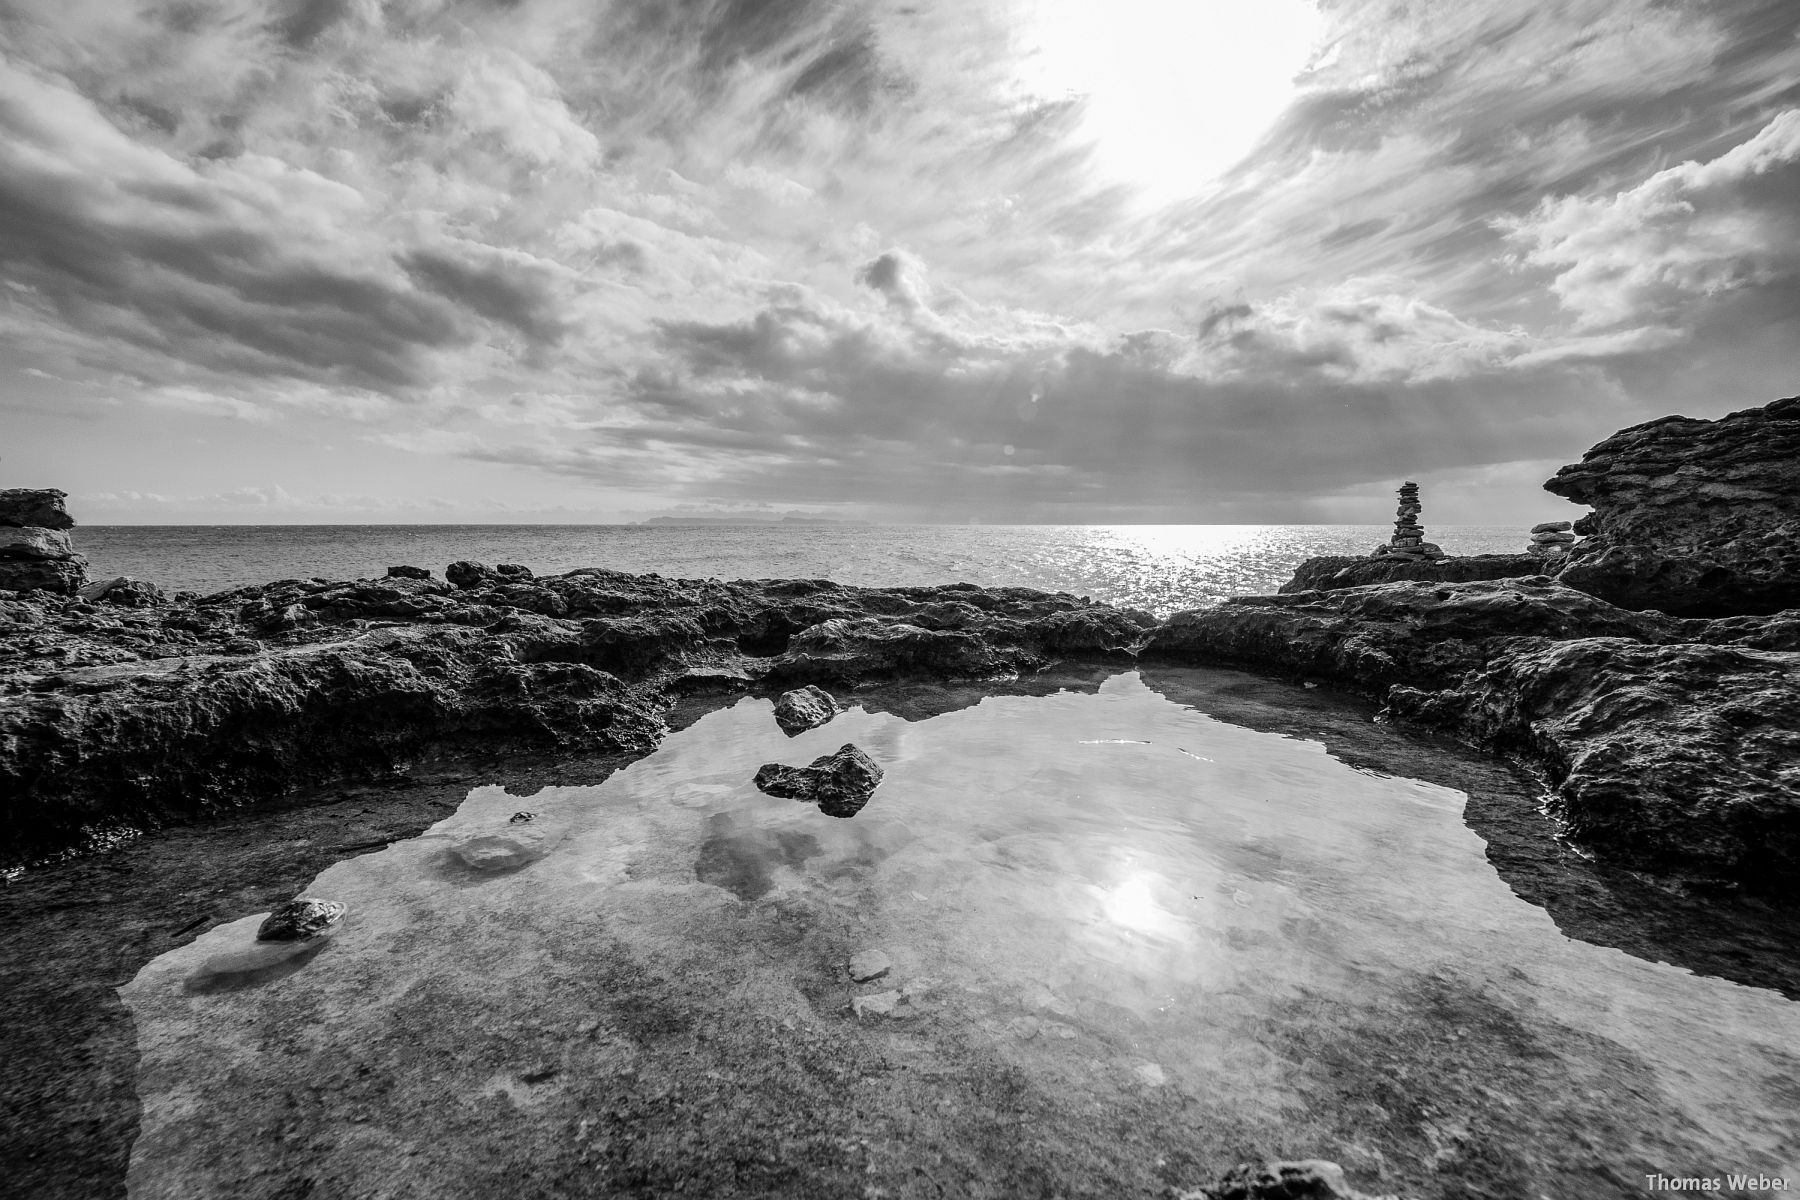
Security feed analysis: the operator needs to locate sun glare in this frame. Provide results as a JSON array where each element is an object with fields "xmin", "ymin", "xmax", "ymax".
[{"xmin": 1017, "ymin": 0, "xmax": 1324, "ymax": 201}]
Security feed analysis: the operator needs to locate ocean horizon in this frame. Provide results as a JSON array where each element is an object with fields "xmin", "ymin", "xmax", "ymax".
[{"xmin": 74, "ymin": 523, "xmax": 1532, "ymax": 616}]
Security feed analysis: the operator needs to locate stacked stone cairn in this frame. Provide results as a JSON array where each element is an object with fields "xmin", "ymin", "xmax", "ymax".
[
  {"xmin": 0, "ymin": 488, "xmax": 87, "ymax": 595},
  {"xmin": 1371, "ymin": 481, "xmax": 1445, "ymax": 562},
  {"xmin": 1527, "ymin": 520, "xmax": 1577, "ymax": 559}
]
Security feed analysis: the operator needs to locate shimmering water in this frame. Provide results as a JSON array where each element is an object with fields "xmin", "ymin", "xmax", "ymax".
[
  {"xmin": 119, "ymin": 675, "xmax": 1799, "ymax": 1198},
  {"xmin": 76, "ymin": 524, "xmax": 1529, "ymax": 615}
]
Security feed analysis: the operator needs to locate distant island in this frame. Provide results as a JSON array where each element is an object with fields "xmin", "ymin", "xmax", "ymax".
[{"xmin": 637, "ymin": 515, "xmax": 872, "ymax": 526}]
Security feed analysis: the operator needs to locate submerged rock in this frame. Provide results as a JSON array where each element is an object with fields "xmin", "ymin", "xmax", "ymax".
[
  {"xmin": 1180, "ymin": 1159, "xmax": 1398, "ymax": 1200},
  {"xmin": 754, "ymin": 744, "xmax": 884, "ymax": 818},
  {"xmin": 772, "ymin": 684, "xmax": 841, "ymax": 735},
  {"xmin": 256, "ymin": 898, "xmax": 347, "ymax": 942},
  {"xmin": 451, "ymin": 829, "xmax": 549, "ymax": 872},
  {"xmin": 846, "ymin": 949, "xmax": 891, "ymax": 982},
  {"xmin": 851, "ymin": 990, "xmax": 903, "ymax": 1018}
]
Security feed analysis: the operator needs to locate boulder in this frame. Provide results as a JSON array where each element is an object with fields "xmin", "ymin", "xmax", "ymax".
[
  {"xmin": 772, "ymin": 684, "xmax": 841, "ymax": 735},
  {"xmin": 1546, "ymin": 395, "xmax": 1800, "ymax": 615},
  {"xmin": 495, "ymin": 563, "xmax": 534, "ymax": 579},
  {"xmin": 386, "ymin": 565, "xmax": 432, "ymax": 580},
  {"xmin": 754, "ymin": 743, "xmax": 884, "ymax": 818},
  {"xmin": 0, "ymin": 488, "xmax": 75, "ymax": 530}
]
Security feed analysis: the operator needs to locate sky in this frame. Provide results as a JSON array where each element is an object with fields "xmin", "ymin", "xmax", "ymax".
[{"xmin": 2, "ymin": 0, "xmax": 1798, "ymax": 525}]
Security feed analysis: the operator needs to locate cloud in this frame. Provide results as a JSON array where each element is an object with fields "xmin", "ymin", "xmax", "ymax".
[{"xmin": 1499, "ymin": 110, "xmax": 1800, "ymax": 327}]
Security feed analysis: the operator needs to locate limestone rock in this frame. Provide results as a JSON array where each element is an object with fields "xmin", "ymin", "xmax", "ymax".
[
  {"xmin": 496, "ymin": 563, "xmax": 534, "ymax": 579},
  {"xmin": 1531, "ymin": 520, "xmax": 1572, "ymax": 534},
  {"xmin": 772, "ymin": 684, "xmax": 841, "ymax": 735},
  {"xmin": 1546, "ymin": 394, "xmax": 1800, "ymax": 615},
  {"xmin": 754, "ymin": 743, "xmax": 884, "ymax": 818},
  {"xmin": 0, "ymin": 488, "xmax": 75, "ymax": 530},
  {"xmin": 386, "ymin": 565, "xmax": 432, "ymax": 580},
  {"xmin": 256, "ymin": 898, "xmax": 347, "ymax": 942}
]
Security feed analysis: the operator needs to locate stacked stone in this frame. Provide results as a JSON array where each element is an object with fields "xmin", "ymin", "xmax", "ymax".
[
  {"xmin": 1527, "ymin": 520, "xmax": 1577, "ymax": 558},
  {"xmin": 1371, "ymin": 481, "xmax": 1446, "ymax": 562},
  {"xmin": 0, "ymin": 488, "xmax": 87, "ymax": 595}
]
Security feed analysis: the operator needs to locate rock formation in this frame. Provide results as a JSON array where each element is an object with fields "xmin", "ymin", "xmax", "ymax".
[
  {"xmin": 1279, "ymin": 553, "xmax": 1543, "ymax": 595},
  {"xmin": 0, "ymin": 489, "xmax": 86, "ymax": 596},
  {"xmin": 0, "ymin": 566, "xmax": 1145, "ymax": 861},
  {"xmin": 1526, "ymin": 520, "xmax": 1576, "ymax": 559},
  {"xmin": 1547, "ymin": 394, "xmax": 1800, "ymax": 616},
  {"xmin": 1370, "ymin": 481, "xmax": 1445, "ymax": 562}
]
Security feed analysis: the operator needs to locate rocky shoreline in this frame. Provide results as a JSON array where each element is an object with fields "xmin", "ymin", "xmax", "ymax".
[{"xmin": 3, "ymin": 395, "xmax": 1798, "ymax": 903}]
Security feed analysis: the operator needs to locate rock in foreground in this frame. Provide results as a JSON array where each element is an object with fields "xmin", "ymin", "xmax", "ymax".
[
  {"xmin": 754, "ymin": 744, "xmax": 884, "ymax": 818},
  {"xmin": 1177, "ymin": 1159, "xmax": 1399, "ymax": 1200}
]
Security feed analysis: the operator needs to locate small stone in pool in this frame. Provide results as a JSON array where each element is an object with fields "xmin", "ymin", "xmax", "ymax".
[
  {"xmin": 508, "ymin": 812, "xmax": 537, "ymax": 824},
  {"xmin": 847, "ymin": 949, "xmax": 891, "ymax": 982},
  {"xmin": 754, "ymin": 743, "xmax": 884, "ymax": 818},
  {"xmin": 852, "ymin": 991, "xmax": 903, "ymax": 1018},
  {"xmin": 256, "ymin": 898, "xmax": 347, "ymax": 942}
]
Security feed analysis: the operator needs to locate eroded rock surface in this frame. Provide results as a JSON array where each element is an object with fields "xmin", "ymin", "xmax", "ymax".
[
  {"xmin": 1145, "ymin": 577, "xmax": 1800, "ymax": 895},
  {"xmin": 1279, "ymin": 554, "xmax": 1546, "ymax": 595},
  {"xmin": 1547, "ymin": 394, "xmax": 1800, "ymax": 616},
  {"xmin": 1, "ymin": 569, "xmax": 1139, "ymax": 861}
]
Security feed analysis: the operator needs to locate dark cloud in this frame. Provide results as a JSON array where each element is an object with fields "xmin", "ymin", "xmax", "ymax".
[{"xmin": 400, "ymin": 246, "xmax": 572, "ymax": 345}]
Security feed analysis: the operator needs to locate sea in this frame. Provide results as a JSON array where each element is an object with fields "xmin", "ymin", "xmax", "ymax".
[{"xmin": 76, "ymin": 524, "xmax": 1528, "ymax": 616}]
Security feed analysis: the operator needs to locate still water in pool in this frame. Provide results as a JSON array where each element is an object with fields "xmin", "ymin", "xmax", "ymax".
[{"xmin": 119, "ymin": 672, "xmax": 1800, "ymax": 1199}]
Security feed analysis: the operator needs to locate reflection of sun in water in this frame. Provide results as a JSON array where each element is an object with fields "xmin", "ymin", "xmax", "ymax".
[
  {"xmin": 1101, "ymin": 872, "xmax": 1183, "ymax": 939},
  {"xmin": 1016, "ymin": 0, "xmax": 1325, "ymax": 201}
]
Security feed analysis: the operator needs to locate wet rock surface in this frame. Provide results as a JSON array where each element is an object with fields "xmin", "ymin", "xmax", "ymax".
[
  {"xmin": 1547, "ymin": 394, "xmax": 1800, "ymax": 616},
  {"xmin": 754, "ymin": 743, "xmax": 885, "ymax": 817}
]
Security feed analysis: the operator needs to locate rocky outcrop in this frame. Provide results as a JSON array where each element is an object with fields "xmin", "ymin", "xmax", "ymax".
[
  {"xmin": 1144, "ymin": 577, "xmax": 1800, "ymax": 896},
  {"xmin": 0, "ymin": 489, "xmax": 86, "ymax": 597},
  {"xmin": 0, "ymin": 568, "xmax": 1145, "ymax": 862},
  {"xmin": 1547, "ymin": 395, "xmax": 1800, "ymax": 616},
  {"xmin": 753, "ymin": 743, "xmax": 884, "ymax": 817},
  {"xmin": 1279, "ymin": 554, "xmax": 1545, "ymax": 595}
]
